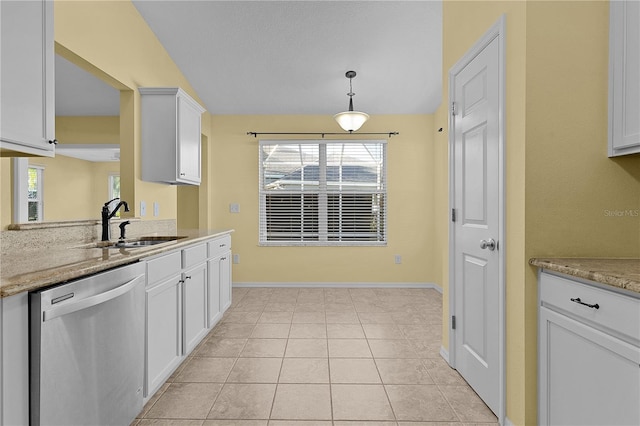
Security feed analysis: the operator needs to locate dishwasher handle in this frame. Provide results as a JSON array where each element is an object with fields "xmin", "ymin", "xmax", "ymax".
[{"xmin": 42, "ymin": 274, "xmax": 144, "ymax": 322}]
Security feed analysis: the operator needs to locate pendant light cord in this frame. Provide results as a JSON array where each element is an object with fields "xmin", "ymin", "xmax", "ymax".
[{"xmin": 348, "ymin": 76, "xmax": 355, "ymax": 112}]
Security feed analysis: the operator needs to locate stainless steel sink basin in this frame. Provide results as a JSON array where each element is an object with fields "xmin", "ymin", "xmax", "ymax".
[
  {"xmin": 79, "ymin": 236, "xmax": 188, "ymax": 250},
  {"xmin": 105, "ymin": 240, "xmax": 171, "ymax": 249}
]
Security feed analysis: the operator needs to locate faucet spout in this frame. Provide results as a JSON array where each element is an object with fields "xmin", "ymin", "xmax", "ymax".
[
  {"xmin": 108, "ymin": 201, "xmax": 130, "ymax": 220},
  {"xmin": 101, "ymin": 198, "xmax": 130, "ymax": 241}
]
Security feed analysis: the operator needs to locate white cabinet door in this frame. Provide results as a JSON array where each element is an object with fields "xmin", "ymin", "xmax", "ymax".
[
  {"xmin": 177, "ymin": 95, "xmax": 202, "ymax": 183},
  {"xmin": 145, "ymin": 274, "xmax": 182, "ymax": 398},
  {"xmin": 208, "ymin": 251, "xmax": 232, "ymax": 321},
  {"xmin": 220, "ymin": 251, "xmax": 232, "ymax": 312},
  {"xmin": 207, "ymin": 257, "xmax": 222, "ymax": 328},
  {"xmin": 0, "ymin": 0, "xmax": 55, "ymax": 157},
  {"xmin": 182, "ymin": 262, "xmax": 208, "ymax": 354},
  {"xmin": 609, "ymin": 0, "xmax": 640, "ymax": 157},
  {"xmin": 539, "ymin": 307, "xmax": 640, "ymax": 426},
  {"xmin": 1, "ymin": 293, "xmax": 30, "ymax": 426}
]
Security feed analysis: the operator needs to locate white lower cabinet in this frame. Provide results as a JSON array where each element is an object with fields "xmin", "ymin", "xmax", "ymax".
[
  {"xmin": 208, "ymin": 234, "xmax": 232, "ymax": 325},
  {"xmin": 220, "ymin": 253, "xmax": 232, "ymax": 311},
  {"xmin": 182, "ymin": 262, "xmax": 208, "ymax": 355},
  {"xmin": 144, "ymin": 234, "xmax": 233, "ymax": 401},
  {"xmin": 208, "ymin": 251, "xmax": 231, "ymax": 326},
  {"xmin": 207, "ymin": 256, "xmax": 222, "ymax": 328},
  {"xmin": 145, "ymin": 272, "xmax": 183, "ymax": 398},
  {"xmin": 539, "ymin": 272, "xmax": 640, "ymax": 426},
  {"xmin": 1, "ymin": 292, "xmax": 30, "ymax": 426}
]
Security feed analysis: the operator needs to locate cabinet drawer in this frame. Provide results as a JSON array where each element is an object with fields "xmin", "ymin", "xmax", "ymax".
[
  {"xmin": 147, "ymin": 251, "xmax": 182, "ymax": 285},
  {"xmin": 540, "ymin": 272, "xmax": 640, "ymax": 342},
  {"xmin": 182, "ymin": 243, "xmax": 207, "ymax": 269},
  {"xmin": 208, "ymin": 235, "xmax": 231, "ymax": 258}
]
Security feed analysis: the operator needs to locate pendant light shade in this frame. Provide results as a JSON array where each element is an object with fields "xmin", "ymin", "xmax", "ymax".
[
  {"xmin": 334, "ymin": 71, "xmax": 369, "ymax": 132},
  {"xmin": 334, "ymin": 110, "xmax": 370, "ymax": 133}
]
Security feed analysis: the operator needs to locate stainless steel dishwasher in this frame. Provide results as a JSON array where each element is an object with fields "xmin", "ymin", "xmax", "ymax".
[{"xmin": 30, "ymin": 262, "xmax": 146, "ymax": 426}]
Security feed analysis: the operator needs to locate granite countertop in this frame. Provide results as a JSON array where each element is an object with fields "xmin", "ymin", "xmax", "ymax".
[
  {"xmin": 0, "ymin": 228, "xmax": 233, "ymax": 298},
  {"xmin": 529, "ymin": 258, "xmax": 640, "ymax": 295}
]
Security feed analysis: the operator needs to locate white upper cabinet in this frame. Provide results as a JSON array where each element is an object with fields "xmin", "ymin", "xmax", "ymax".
[
  {"xmin": 139, "ymin": 87, "xmax": 205, "ymax": 185},
  {"xmin": 608, "ymin": 0, "xmax": 640, "ymax": 157},
  {"xmin": 0, "ymin": 0, "xmax": 56, "ymax": 157}
]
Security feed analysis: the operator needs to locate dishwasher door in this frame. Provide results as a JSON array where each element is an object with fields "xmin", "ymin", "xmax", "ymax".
[{"xmin": 30, "ymin": 262, "xmax": 146, "ymax": 426}]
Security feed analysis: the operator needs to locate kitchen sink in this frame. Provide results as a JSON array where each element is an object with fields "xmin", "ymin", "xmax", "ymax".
[{"xmin": 79, "ymin": 236, "xmax": 188, "ymax": 250}]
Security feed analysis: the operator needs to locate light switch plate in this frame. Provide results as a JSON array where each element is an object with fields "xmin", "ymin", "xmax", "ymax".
[
  {"xmin": 140, "ymin": 201, "xmax": 146, "ymax": 217},
  {"xmin": 153, "ymin": 202, "xmax": 159, "ymax": 217},
  {"xmin": 230, "ymin": 203, "xmax": 240, "ymax": 213}
]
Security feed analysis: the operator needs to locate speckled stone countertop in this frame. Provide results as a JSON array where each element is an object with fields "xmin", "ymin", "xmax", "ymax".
[
  {"xmin": 529, "ymin": 258, "xmax": 640, "ymax": 295},
  {"xmin": 0, "ymin": 229, "xmax": 233, "ymax": 298}
]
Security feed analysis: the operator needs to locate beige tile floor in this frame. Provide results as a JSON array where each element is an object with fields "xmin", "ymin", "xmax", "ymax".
[{"xmin": 134, "ymin": 287, "xmax": 498, "ymax": 426}]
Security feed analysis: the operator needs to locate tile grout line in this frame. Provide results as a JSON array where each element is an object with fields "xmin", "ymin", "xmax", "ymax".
[{"xmin": 324, "ymin": 292, "xmax": 335, "ymax": 424}]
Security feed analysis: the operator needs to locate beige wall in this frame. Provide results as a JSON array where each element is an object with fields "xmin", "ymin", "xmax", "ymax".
[
  {"xmin": 438, "ymin": 1, "xmax": 640, "ymax": 425},
  {"xmin": 208, "ymin": 114, "xmax": 437, "ymax": 284}
]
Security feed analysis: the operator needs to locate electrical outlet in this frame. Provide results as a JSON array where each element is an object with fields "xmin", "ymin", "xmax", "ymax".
[
  {"xmin": 229, "ymin": 203, "xmax": 240, "ymax": 213},
  {"xmin": 153, "ymin": 202, "xmax": 159, "ymax": 217},
  {"xmin": 394, "ymin": 255, "xmax": 402, "ymax": 264},
  {"xmin": 140, "ymin": 201, "xmax": 146, "ymax": 217},
  {"xmin": 232, "ymin": 254, "xmax": 240, "ymax": 264}
]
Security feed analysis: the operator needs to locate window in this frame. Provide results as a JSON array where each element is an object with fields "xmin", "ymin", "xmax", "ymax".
[
  {"xmin": 28, "ymin": 166, "xmax": 44, "ymax": 221},
  {"xmin": 259, "ymin": 140, "xmax": 387, "ymax": 245},
  {"xmin": 109, "ymin": 174, "xmax": 121, "ymax": 200},
  {"xmin": 109, "ymin": 174, "xmax": 121, "ymax": 217}
]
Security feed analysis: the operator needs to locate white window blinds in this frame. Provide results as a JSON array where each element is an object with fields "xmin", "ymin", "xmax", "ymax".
[{"xmin": 259, "ymin": 140, "xmax": 387, "ymax": 246}]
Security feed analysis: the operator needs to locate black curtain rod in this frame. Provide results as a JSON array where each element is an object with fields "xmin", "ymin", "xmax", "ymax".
[{"xmin": 247, "ymin": 131, "xmax": 399, "ymax": 138}]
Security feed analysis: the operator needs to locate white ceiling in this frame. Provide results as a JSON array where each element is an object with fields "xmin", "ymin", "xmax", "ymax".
[
  {"xmin": 56, "ymin": 144, "xmax": 121, "ymax": 162},
  {"xmin": 55, "ymin": 1, "xmax": 442, "ymax": 117},
  {"xmin": 132, "ymin": 0, "xmax": 442, "ymax": 115},
  {"xmin": 55, "ymin": 54, "xmax": 120, "ymax": 116}
]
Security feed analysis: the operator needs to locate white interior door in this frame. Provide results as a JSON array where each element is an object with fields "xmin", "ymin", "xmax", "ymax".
[{"xmin": 449, "ymin": 18, "xmax": 504, "ymax": 418}]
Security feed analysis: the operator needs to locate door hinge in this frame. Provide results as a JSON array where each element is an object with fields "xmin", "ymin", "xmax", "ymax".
[
  {"xmin": 451, "ymin": 208, "xmax": 456, "ymax": 222},
  {"xmin": 451, "ymin": 102, "xmax": 458, "ymax": 116},
  {"xmin": 451, "ymin": 315, "xmax": 456, "ymax": 330}
]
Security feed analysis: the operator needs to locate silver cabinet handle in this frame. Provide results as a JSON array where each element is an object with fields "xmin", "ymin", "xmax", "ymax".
[{"xmin": 480, "ymin": 238, "xmax": 496, "ymax": 251}]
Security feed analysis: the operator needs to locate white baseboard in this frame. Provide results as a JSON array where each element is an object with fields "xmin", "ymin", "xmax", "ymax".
[
  {"xmin": 233, "ymin": 282, "xmax": 442, "ymax": 292},
  {"xmin": 439, "ymin": 346, "xmax": 450, "ymax": 364}
]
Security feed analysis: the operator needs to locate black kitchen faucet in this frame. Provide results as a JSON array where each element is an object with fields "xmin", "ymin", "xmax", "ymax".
[{"xmin": 101, "ymin": 198, "xmax": 130, "ymax": 241}]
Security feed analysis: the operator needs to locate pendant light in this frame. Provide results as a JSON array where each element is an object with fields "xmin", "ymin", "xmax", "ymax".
[{"xmin": 334, "ymin": 70, "xmax": 369, "ymax": 132}]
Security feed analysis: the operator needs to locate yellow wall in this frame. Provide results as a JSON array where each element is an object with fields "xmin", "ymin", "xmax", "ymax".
[
  {"xmin": 55, "ymin": 116, "xmax": 119, "ymax": 144},
  {"xmin": 208, "ymin": 114, "xmax": 438, "ymax": 284},
  {"xmin": 54, "ymin": 0, "xmax": 211, "ymax": 223},
  {"xmin": 28, "ymin": 156, "xmax": 119, "ymax": 221},
  {"xmin": 438, "ymin": 1, "xmax": 640, "ymax": 425}
]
